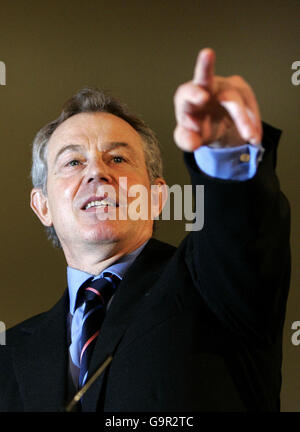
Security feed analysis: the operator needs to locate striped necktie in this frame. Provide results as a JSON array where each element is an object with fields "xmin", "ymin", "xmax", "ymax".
[{"xmin": 78, "ymin": 273, "xmax": 120, "ymax": 388}]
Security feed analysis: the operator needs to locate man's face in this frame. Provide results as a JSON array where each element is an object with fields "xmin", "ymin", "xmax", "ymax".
[{"xmin": 31, "ymin": 112, "xmax": 164, "ymax": 257}]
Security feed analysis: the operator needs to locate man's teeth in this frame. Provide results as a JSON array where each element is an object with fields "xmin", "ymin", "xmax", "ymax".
[{"xmin": 85, "ymin": 200, "xmax": 115, "ymax": 210}]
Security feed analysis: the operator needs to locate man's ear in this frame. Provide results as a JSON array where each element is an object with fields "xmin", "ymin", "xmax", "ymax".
[
  {"xmin": 150, "ymin": 178, "xmax": 168, "ymax": 220},
  {"xmin": 30, "ymin": 188, "xmax": 53, "ymax": 227}
]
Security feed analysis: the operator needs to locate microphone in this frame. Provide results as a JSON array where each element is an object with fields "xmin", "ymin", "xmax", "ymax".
[{"xmin": 65, "ymin": 355, "xmax": 113, "ymax": 412}]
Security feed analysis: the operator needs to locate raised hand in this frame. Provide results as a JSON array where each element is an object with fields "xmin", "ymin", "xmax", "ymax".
[{"xmin": 173, "ymin": 48, "xmax": 262, "ymax": 151}]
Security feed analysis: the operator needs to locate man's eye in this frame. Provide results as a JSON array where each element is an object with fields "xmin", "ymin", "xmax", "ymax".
[
  {"xmin": 66, "ymin": 160, "xmax": 81, "ymax": 167},
  {"xmin": 112, "ymin": 156, "xmax": 126, "ymax": 163}
]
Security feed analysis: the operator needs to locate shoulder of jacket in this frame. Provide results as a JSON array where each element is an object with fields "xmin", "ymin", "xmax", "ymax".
[{"xmin": 4, "ymin": 311, "xmax": 47, "ymax": 346}]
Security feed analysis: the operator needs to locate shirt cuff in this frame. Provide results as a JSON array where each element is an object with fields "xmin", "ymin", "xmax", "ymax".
[{"xmin": 193, "ymin": 143, "xmax": 265, "ymax": 181}]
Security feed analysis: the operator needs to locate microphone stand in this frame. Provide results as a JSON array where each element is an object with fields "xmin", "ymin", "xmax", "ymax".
[{"xmin": 65, "ymin": 355, "xmax": 113, "ymax": 412}]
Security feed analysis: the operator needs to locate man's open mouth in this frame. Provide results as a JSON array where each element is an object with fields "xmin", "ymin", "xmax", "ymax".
[{"xmin": 81, "ymin": 196, "xmax": 119, "ymax": 211}]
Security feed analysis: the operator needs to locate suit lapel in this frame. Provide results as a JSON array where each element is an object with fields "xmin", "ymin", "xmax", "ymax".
[
  {"xmin": 12, "ymin": 291, "xmax": 69, "ymax": 411},
  {"xmin": 82, "ymin": 238, "xmax": 176, "ymax": 411}
]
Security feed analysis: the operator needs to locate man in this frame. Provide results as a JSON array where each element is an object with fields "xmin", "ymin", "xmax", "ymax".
[{"xmin": 0, "ymin": 49, "xmax": 290, "ymax": 411}]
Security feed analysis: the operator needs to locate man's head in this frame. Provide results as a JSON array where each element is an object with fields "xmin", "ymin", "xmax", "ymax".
[{"xmin": 30, "ymin": 88, "xmax": 166, "ymax": 266}]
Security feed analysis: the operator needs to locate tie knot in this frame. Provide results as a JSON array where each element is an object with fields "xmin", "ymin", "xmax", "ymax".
[{"xmin": 79, "ymin": 273, "xmax": 120, "ymax": 307}]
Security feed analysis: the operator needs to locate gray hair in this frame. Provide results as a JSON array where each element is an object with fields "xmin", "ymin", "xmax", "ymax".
[{"xmin": 31, "ymin": 88, "xmax": 163, "ymax": 247}]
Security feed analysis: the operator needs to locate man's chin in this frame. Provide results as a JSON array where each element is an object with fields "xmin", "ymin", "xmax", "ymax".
[{"xmin": 81, "ymin": 222, "xmax": 124, "ymax": 245}]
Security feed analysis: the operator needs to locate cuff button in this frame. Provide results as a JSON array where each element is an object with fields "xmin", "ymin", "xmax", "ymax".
[{"xmin": 240, "ymin": 153, "xmax": 250, "ymax": 163}]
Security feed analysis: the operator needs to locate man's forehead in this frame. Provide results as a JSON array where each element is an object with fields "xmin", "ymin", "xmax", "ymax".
[
  {"xmin": 51, "ymin": 112, "xmax": 141, "ymax": 141},
  {"xmin": 47, "ymin": 111, "xmax": 144, "ymax": 155}
]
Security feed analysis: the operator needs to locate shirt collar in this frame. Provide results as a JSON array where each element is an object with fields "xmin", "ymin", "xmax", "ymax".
[{"xmin": 67, "ymin": 240, "xmax": 148, "ymax": 315}]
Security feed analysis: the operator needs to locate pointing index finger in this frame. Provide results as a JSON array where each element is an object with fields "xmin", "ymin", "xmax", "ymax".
[{"xmin": 193, "ymin": 48, "xmax": 215, "ymax": 91}]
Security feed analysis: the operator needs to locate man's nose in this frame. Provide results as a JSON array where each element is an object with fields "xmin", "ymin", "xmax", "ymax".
[{"xmin": 86, "ymin": 157, "xmax": 113, "ymax": 184}]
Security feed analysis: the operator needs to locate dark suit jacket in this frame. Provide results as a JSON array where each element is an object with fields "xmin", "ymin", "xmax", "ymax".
[{"xmin": 0, "ymin": 123, "xmax": 291, "ymax": 412}]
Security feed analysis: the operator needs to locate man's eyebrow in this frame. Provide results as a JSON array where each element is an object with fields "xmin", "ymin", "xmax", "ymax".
[
  {"xmin": 101, "ymin": 141, "xmax": 137, "ymax": 155},
  {"xmin": 54, "ymin": 144, "xmax": 85, "ymax": 165},
  {"xmin": 101, "ymin": 141, "xmax": 129, "ymax": 151},
  {"xmin": 53, "ymin": 141, "xmax": 135, "ymax": 165}
]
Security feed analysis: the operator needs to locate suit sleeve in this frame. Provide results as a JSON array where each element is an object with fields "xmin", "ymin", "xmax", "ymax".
[{"xmin": 183, "ymin": 122, "xmax": 291, "ymax": 344}]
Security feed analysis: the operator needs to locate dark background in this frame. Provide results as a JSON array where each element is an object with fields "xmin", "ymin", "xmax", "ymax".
[{"xmin": 0, "ymin": 0, "xmax": 299, "ymax": 411}]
